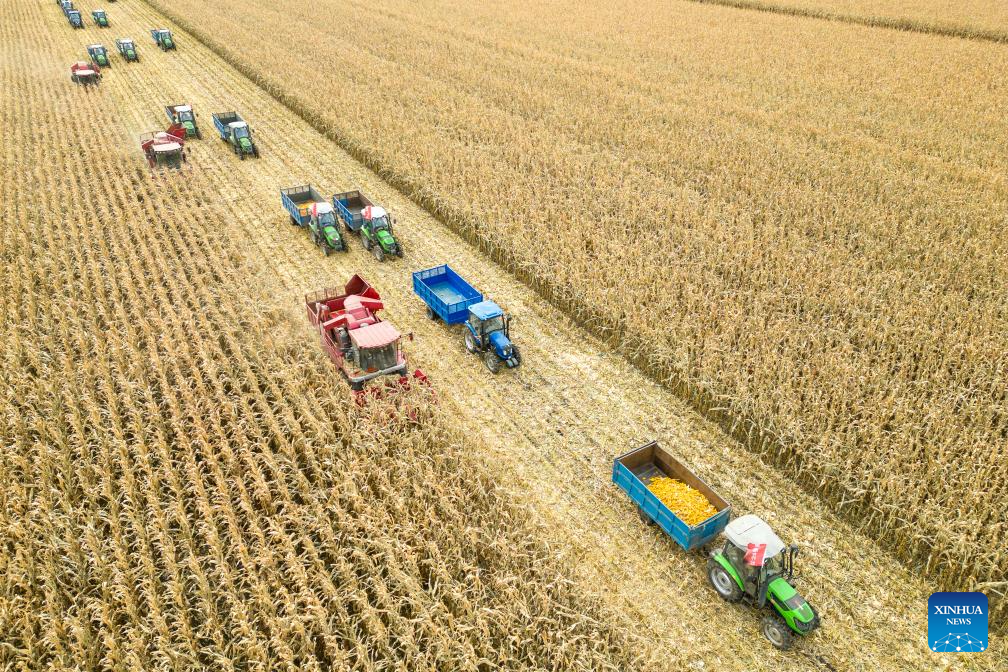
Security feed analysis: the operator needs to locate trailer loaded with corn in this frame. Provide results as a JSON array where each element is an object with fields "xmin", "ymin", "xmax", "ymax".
[{"xmin": 613, "ymin": 441, "xmax": 820, "ymax": 650}]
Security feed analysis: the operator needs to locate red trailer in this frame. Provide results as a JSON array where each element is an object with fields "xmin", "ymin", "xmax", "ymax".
[{"xmin": 306, "ymin": 275, "xmax": 427, "ymax": 394}]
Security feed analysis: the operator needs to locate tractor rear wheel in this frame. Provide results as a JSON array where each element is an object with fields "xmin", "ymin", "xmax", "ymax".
[
  {"xmin": 373, "ymin": 246, "xmax": 385, "ymax": 262},
  {"xmin": 484, "ymin": 352, "xmax": 501, "ymax": 374},
  {"xmin": 464, "ymin": 330, "xmax": 477, "ymax": 354},
  {"xmin": 707, "ymin": 560, "xmax": 743, "ymax": 602},
  {"xmin": 362, "ymin": 236, "xmax": 372, "ymax": 251},
  {"xmin": 761, "ymin": 616, "xmax": 793, "ymax": 651}
]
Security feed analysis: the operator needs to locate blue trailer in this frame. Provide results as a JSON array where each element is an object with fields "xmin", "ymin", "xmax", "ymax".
[
  {"xmin": 280, "ymin": 185, "xmax": 326, "ymax": 227},
  {"xmin": 413, "ymin": 264, "xmax": 521, "ymax": 373},
  {"xmin": 412, "ymin": 265, "xmax": 483, "ymax": 323},
  {"xmin": 613, "ymin": 441, "xmax": 731, "ymax": 551},
  {"xmin": 212, "ymin": 112, "xmax": 257, "ymax": 158}
]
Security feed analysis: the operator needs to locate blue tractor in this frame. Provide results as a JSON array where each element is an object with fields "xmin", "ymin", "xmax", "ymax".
[
  {"xmin": 464, "ymin": 300, "xmax": 521, "ymax": 373},
  {"xmin": 413, "ymin": 265, "xmax": 521, "ymax": 373}
]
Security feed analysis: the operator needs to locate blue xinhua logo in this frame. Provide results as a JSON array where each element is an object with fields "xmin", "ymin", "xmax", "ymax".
[{"xmin": 928, "ymin": 592, "xmax": 988, "ymax": 653}]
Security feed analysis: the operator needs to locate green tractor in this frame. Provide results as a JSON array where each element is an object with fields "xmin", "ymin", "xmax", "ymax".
[
  {"xmin": 358, "ymin": 205, "xmax": 401, "ymax": 262},
  {"xmin": 707, "ymin": 515, "xmax": 820, "ymax": 649},
  {"xmin": 86, "ymin": 44, "xmax": 110, "ymax": 69},
  {"xmin": 308, "ymin": 202, "xmax": 348, "ymax": 255}
]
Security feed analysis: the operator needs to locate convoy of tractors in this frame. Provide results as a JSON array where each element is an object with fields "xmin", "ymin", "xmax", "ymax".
[{"xmin": 57, "ymin": 2, "xmax": 821, "ymax": 652}]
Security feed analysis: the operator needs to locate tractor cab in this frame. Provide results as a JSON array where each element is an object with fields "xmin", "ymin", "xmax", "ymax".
[
  {"xmin": 360, "ymin": 205, "xmax": 402, "ymax": 260},
  {"xmin": 464, "ymin": 300, "xmax": 521, "ymax": 373},
  {"xmin": 67, "ymin": 9, "xmax": 83, "ymax": 27},
  {"xmin": 86, "ymin": 45, "xmax": 109, "ymax": 68},
  {"xmin": 117, "ymin": 38, "xmax": 137, "ymax": 61},
  {"xmin": 309, "ymin": 203, "xmax": 346, "ymax": 254},
  {"xmin": 229, "ymin": 121, "xmax": 250, "ymax": 140},
  {"xmin": 152, "ymin": 28, "xmax": 175, "ymax": 49},
  {"xmin": 312, "ymin": 202, "xmax": 337, "ymax": 228},
  {"xmin": 707, "ymin": 515, "xmax": 819, "ymax": 649},
  {"xmin": 92, "ymin": 9, "xmax": 109, "ymax": 27}
]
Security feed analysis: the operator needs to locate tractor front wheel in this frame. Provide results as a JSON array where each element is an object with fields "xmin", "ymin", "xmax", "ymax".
[
  {"xmin": 761, "ymin": 616, "xmax": 793, "ymax": 651},
  {"xmin": 484, "ymin": 352, "xmax": 501, "ymax": 374},
  {"xmin": 707, "ymin": 561, "xmax": 742, "ymax": 602}
]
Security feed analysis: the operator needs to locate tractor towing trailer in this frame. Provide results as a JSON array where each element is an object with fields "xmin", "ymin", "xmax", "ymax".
[
  {"xmin": 413, "ymin": 264, "xmax": 521, "ymax": 373},
  {"xmin": 612, "ymin": 441, "xmax": 820, "ymax": 650},
  {"xmin": 166, "ymin": 104, "xmax": 200, "ymax": 139},
  {"xmin": 333, "ymin": 190, "xmax": 402, "ymax": 261},
  {"xmin": 212, "ymin": 112, "xmax": 257, "ymax": 159},
  {"xmin": 281, "ymin": 185, "xmax": 348, "ymax": 254}
]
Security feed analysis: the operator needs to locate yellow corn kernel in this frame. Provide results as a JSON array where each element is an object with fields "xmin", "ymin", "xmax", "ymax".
[{"xmin": 647, "ymin": 477, "xmax": 718, "ymax": 526}]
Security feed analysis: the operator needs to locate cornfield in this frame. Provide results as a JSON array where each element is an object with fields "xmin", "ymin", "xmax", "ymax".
[
  {"xmin": 1, "ymin": 0, "xmax": 1004, "ymax": 669},
  {"xmin": 141, "ymin": 0, "xmax": 1008, "ymax": 628},
  {"xmin": 697, "ymin": 0, "xmax": 1008, "ymax": 41}
]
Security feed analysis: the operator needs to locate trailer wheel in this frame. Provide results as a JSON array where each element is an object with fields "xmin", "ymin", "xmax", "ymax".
[
  {"xmin": 761, "ymin": 616, "xmax": 793, "ymax": 651},
  {"xmin": 426, "ymin": 306, "xmax": 437, "ymax": 321},
  {"xmin": 484, "ymin": 352, "xmax": 501, "ymax": 374},
  {"xmin": 290, "ymin": 215, "xmax": 300, "ymax": 226},
  {"xmin": 707, "ymin": 560, "xmax": 743, "ymax": 603}
]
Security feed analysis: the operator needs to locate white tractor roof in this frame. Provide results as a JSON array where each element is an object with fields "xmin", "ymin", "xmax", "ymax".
[
  {"xmin": 724, "ymin": 515, "xmax": 785, "ymax": 559},
  {"xmin": 175, "ymin": 105, "xmax": 192, "ymax": 113},
  {"xmin": 312, "ymin": 202, "xmax": 334, "ymax": 215},
  {"xmin": 76, "ymin": 69, "xmax": 96, "ymax": 77},
  {"xmin": 88, "ymin": 44, "xmax": 102, "ymax": 50},
  {"xmin": 363, "ymin": 205, "xmax": 387, "ymax": 220},
  {"xmin": 154, "ymin": 142, "xmax": 181, "ymax": 153},
  {"xmin": 228, "ymin": 121, "xmax": 248, "ymax": 129}
]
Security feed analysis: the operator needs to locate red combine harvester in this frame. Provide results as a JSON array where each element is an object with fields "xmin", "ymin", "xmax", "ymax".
[
  {"xmin": 70, "ymin": 60, "xmax": 101, "ymax": 87},
  {"xmin": 140, "ymin": 123, "xmax": 187, "ymax": 170},
  {"xmin": 306, "ymin": 275, "xmax": 428, "ymax": 396}
]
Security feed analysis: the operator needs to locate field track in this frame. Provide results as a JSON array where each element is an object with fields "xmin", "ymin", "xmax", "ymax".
[{"xmin": 2, "ymin": 0, "xmax": 1003, "ymax": 669}]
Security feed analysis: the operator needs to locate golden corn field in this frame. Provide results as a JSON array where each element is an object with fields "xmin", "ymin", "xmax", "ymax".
[
  {"xmin": 1, "ymin": 0, "xmax": 1005, "ymax": 670},
  {"xmin": 702, "ymin": 0, "xmax": 1008, "ymax": 40},
  {"xmin": 143, "ymin": 0, "xmax": 1008, "ymax": 626}
]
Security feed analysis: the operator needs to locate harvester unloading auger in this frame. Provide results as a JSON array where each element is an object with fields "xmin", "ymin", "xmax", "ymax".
[
  {"xmin": 141, "ymin": 123, "xmax": 188, "ymax": 171},
  {"xmin": 305, "ymin": 275, "xmax": 428, "ymax": 398}
]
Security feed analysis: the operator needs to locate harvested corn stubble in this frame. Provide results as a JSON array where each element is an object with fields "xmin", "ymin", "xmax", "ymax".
[{"xmin": 648, "ymin": 477, "xmax": 718, "ymax": 526}]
